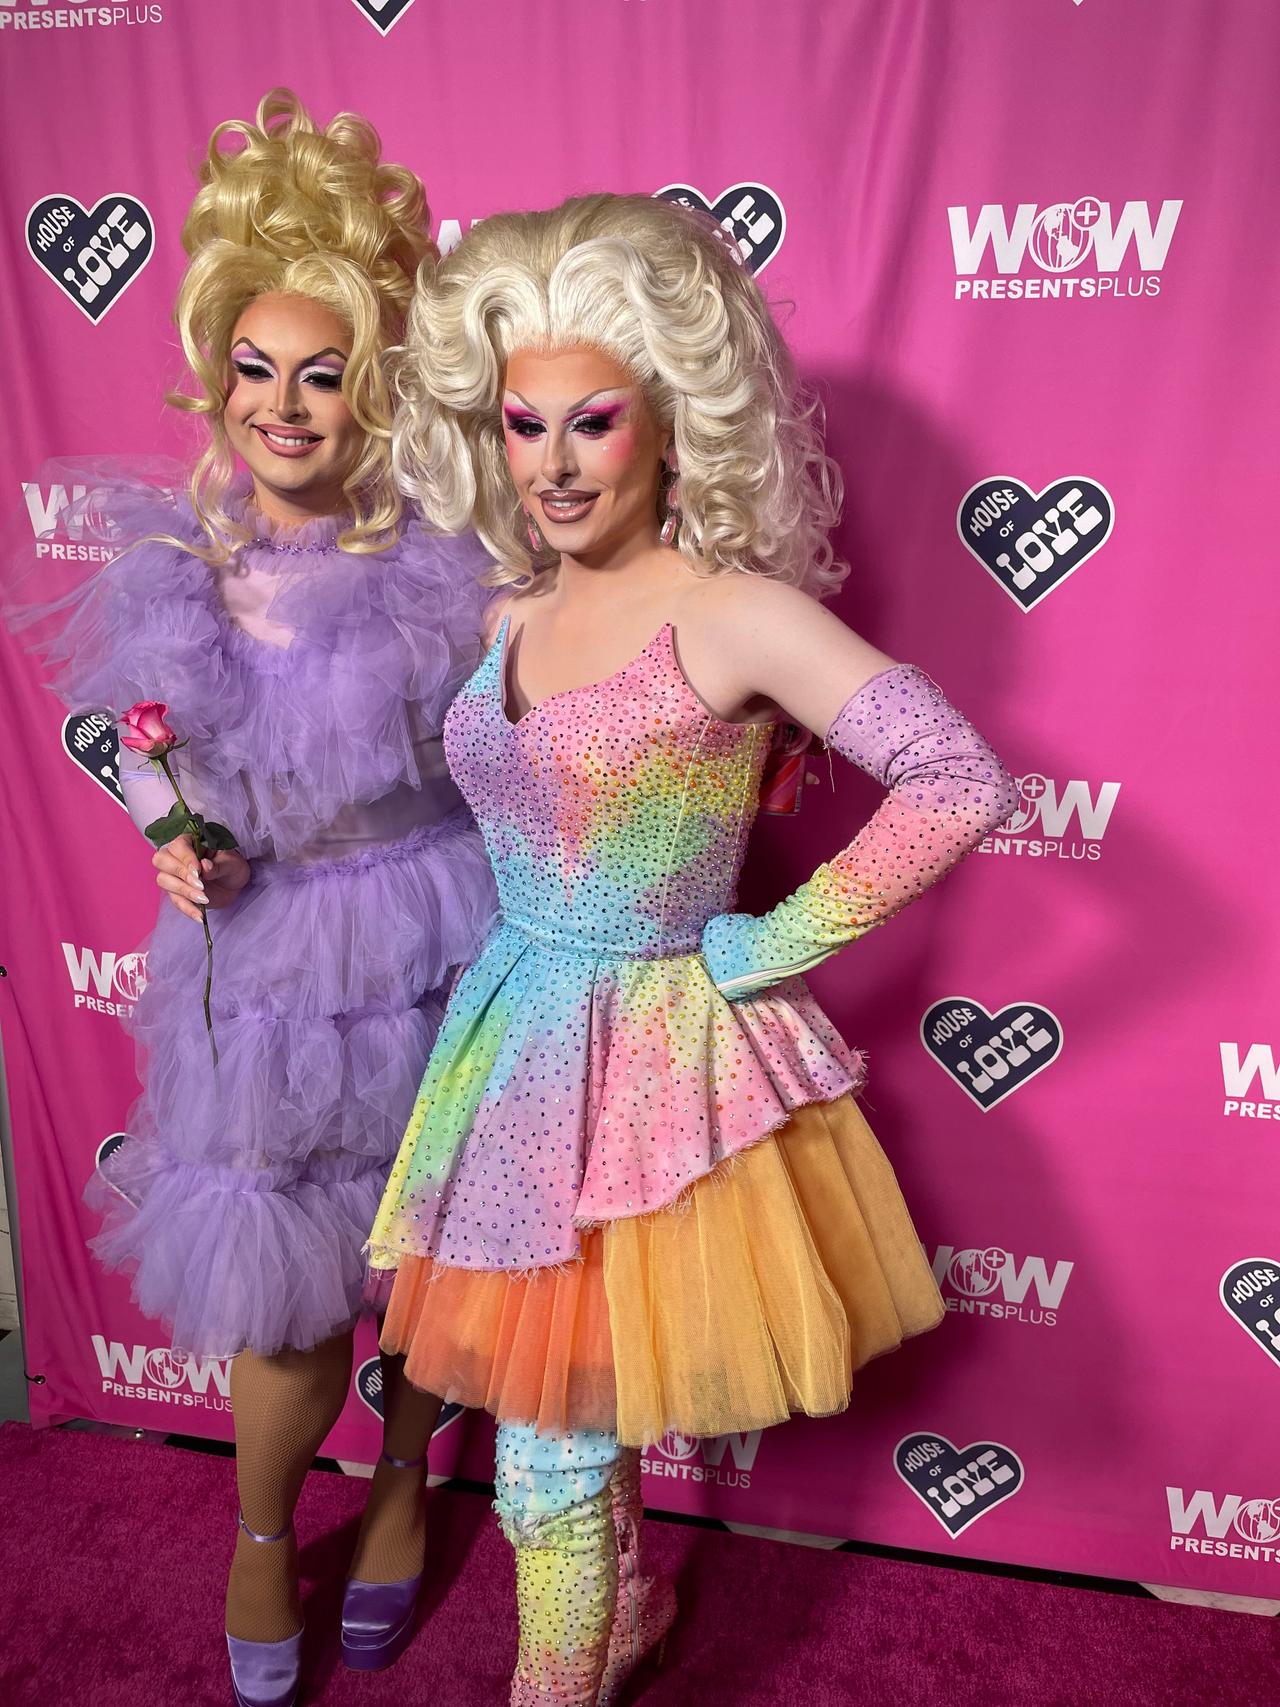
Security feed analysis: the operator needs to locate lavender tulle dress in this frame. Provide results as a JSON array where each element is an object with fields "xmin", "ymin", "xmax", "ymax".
[{"xmin": 32, "ymin": 477, "xmax": 496, "ymax": 1359}]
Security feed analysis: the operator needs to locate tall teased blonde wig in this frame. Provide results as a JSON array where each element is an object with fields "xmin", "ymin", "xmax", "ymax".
[
  {"xmin": 170, "ymin": 88, "xmax": 434, "ymax": 559},
  {"xmin": 390, "ymin": 193, "xmax": 847, "ymax": 595}
]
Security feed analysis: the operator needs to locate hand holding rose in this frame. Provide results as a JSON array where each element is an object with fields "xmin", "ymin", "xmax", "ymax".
[
  {"xmin": 118, "ymin": 700, "xmax": 243, "ymax": 1063},
  {"xmin": 153, "ymin": 833, "xmax": 251, "ymax": 923}
]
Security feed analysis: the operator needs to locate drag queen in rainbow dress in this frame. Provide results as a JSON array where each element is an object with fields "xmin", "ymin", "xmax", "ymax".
[{"xmin": 366, "ymin": 193, "xmax": 1018, "ymax": 1702}]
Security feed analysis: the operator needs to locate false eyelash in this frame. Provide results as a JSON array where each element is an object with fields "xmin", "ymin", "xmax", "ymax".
[
  {"xmin": 302, "ymin": 370, "xmax": 344, "ymax": 390},
  {"xmin": 232, "ymin": 358, "xmax": 273, "ymax": 381}
]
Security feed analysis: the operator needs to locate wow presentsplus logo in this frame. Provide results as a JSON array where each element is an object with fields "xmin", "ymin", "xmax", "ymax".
[
  {"xmin": 62, "ymin": 943, "xmax": 147, "ymax": 1017},
  {"xmin": 979, "ymin": 773, "xmax": 1120, "ymax": 864},
  {"xmin": 1167, "ymin": 1487, "xmax": 1280, "ymax": 1563},
  {"xmin": 929, "ymin": 1244, "xmax": 1074, "ymax": 1327},
  {"xmin": 22, "ymin": 479, "xmax": 115, "ymax": 562},
  {"xmin": 642, "ymin": 1430, "xmax": 762, "ymax": 1490},
  {"xmin": 92, "ymin": 1336, "xmax": 230, "ymax": 1411},
  {"xmin": 0, "ymin": 2, "xmax": 163, "ymax": 32},
  {"xmin": 949, "ymin": 199, "xmax": 1182, "ymax": 301},
  {"xmin": 1220, "ymin": 1043, "xmax": 1280, "ymax": 1121}
]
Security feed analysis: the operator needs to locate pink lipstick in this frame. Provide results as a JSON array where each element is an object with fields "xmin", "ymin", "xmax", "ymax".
[{"xmin": 253, "ymin": 424, "xmax": 323, "ymax": 459}]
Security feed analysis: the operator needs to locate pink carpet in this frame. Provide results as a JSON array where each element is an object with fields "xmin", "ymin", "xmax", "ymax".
[{"xmin": 0, "ymin": 1422, "xmax": 1273, "ymax": 1706}]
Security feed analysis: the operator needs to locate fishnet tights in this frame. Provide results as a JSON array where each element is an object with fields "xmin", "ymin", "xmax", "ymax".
[
  {"xmin": 347, "ymin": 1353, "xmax": 442, "ymax": 1583},
  {"xmin": 226, "ymin": 1339, "xmax": 443, "ymax": 1641},
  {"xmin": 226, "ymin": 1331, "xmax": 354, "ymax": 1642}
]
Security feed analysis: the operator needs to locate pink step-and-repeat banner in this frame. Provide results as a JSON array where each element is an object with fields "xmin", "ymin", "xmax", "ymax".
[{"xmin": 1, "ymin": 0, "xmax": 1276, "ymax": 1595}]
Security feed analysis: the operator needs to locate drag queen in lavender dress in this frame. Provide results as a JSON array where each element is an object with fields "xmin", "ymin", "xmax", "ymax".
[{"xmin": 11, "ymin": 92, "xmax": 494, "ymax": 1707}]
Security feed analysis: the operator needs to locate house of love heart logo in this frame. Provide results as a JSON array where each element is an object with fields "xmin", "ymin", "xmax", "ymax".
[
  {"xmin": 347, "ymin": 0, "xmax": 418, "ymax": 31},
  {"xmin": 957, "ymin": 476, "xmax": 1114, "ymax": 610},
  {"xmin": 26, "ymin": 195, "xmax": 154, "ymax": 324},
  {"xmin": 94, "ymin": 1133, "xmax": 138, "ymax": 1207},
  {"xmin": 895, "ymin": 1433, "xmax": 1025, "ymax": 1538},
  {"xmin": 62, "ymin": 712, "xmax": 125, "ymax": 811},
  {"xmin": 1220, "ymin": 1260, "xmax": 1280, "ymax": 1370},
  {"xmin": 355, "ymin": 1356, "xmax": 464, "ymax": 1436},
  {"xmin": 654, "ymin": 183, "xmax": 786, "ymax": 274},
  {"xmin": 921, "ymin": 997, "xmax": 1063, "ymax": 1111}
]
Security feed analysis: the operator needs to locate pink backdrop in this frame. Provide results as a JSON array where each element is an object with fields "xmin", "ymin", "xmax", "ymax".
[{"xmin": 2, "ymin": 0, "xmax": 1277, "ymax": 1594}]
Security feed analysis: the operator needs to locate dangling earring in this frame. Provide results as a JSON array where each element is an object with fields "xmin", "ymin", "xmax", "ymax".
[
  {"xmin": 659, "ymin": 477, "xmax": 681, "ymax": 548},
  {"xmin": 523, "ymin": 508, "xmax": 543, "ymax": 557}
]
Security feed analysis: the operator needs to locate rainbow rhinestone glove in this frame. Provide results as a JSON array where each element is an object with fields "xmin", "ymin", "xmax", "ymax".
[{"xmin": 701, "ymin": 665, "xmax": 1017, "ymax": 999}]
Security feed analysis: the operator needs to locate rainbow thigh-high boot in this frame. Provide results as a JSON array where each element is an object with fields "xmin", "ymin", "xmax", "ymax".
[
  {"xmin": 495, "ymin": 1423, "xmax": 621, "ymax": 1705},
  {"xmin": 494, "ymin": 1427, "xmax": 678, "ymax": 1705}
]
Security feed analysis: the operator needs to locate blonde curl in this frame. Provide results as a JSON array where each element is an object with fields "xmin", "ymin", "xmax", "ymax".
[
  {"xmin": 389, "ymin": 193, "xmax": 847, "ymax": 596},
  {"xmin": 168, "ymin": 88, "xmax": 434, "ymax": 560}
]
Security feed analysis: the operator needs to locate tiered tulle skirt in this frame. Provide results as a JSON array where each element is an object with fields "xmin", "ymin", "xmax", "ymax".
[
  {"xmin": 90, "ymin": 812, "xmax": 494, "ymax": 1359},
  {"xmin": 381, "ymin": 1094, "xmax": 945, "ymax": 1447}
]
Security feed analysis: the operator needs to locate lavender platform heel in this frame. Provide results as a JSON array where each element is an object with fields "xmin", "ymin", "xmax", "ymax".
[
  {"xmin": 226, "ymin": 1515, "xmax": 302, "ymax": 1707},
  {"xmin": 340, "ymin": 1450, "xmax": 427, "ymax": 1671}
]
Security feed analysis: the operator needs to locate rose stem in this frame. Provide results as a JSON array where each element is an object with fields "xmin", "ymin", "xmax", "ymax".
[{"xmin": 154, "ymin": 751, "xmax": 220, "ymax": 1068}]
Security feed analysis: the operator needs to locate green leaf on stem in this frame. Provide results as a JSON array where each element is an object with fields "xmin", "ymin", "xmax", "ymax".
[
  {"xmin": 142, "ymin": 804, "xmax": 194, "ymax": 849},
  {"xmin": 200, "ymin": 819, "xmax": 240, "ymax": 853}
]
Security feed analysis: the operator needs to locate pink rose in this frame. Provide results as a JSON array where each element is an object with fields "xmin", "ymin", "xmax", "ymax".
[{"xmin": 119, "ymin": 700, "xmax": 178, "ymax": 757}]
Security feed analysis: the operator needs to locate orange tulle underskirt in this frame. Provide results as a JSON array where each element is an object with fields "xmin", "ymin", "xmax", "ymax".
[{"xmin": 380, "ymin": 1095, "xmax": 944, "ymax": 1447}]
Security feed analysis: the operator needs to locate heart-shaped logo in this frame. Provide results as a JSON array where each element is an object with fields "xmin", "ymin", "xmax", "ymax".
[
  {"xmin": 654, "ymin": 183, "xmax": 786, "ymax": 274},
  {"xmin": 895, "ymin": 1432, "xmax": 1025, "ymax": 1537},
  {"xmin": 355, "ymin": 1355, "xmax": 464, "ymax": 1435},
  {"xmin": 95, "ymin": 1132, "xmax": 129, "ymax": 1172},
  {"xmin": 1220, "ymin": 1260, "xmax": 1280, "ymax": 1370},
  {"xmin": 62, "ymin": 711, "xmax": 126, "ymax": 810},
  {"xmin": 93, "ymin": 1131, "xmax": 139, "ymax": 1205},
  {"xmin": 957, "ymin": 476, "xmax": 1114, "ymax": 611},
  {"xmin": 26, "ymin": 195, "xmax": 154, "ymax": 324},
  {"xmin": 921, "ymin": 997, "xmax": 1063, "ymax": 1111},
  {"xmin": 348, "ymin": 0, "xmax": 418, "ymax": 31}
]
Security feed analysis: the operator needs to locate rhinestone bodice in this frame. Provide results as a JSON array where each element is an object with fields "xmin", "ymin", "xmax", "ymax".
[{"xmin": 444, "ymin": 619, "xmax": 771, "ymax": 958}]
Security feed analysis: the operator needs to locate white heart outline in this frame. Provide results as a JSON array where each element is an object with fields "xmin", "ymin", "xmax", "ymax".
[
  {"xmin": 955, "ymin": 475, "xmax": 1116, "ymax": 612},
  {"xmin": 347, "ymin": 0, "xmax": 419, "ymax": 34},
  {"xmin": 919, "ymin": 994, "xmax": 1064, "ymax": 1112},
  {"xmin": 25, "ymin": 193, "xmax": 156, "ymax": 326},
  {"xmin": 893, "ymin": 1431, "xmax": 1026, "ymax": 1538},
  {"xmin": 653, "ymin": 181, "xmax": 787, "ymax": 274},
  {"xmin": 93, "ymin": 1132, "xmax": 138, "ymax": 1206},
  {"xmin": 60, "ymin": 712, "xmax": 128, "ymax": 812},
  {"xmin": 1218, "ymin": 1259, "xmax": 1280, "ymax": 1371}
]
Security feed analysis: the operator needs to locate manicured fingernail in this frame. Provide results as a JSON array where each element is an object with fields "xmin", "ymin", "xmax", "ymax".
[
  {"xmin": 191, "ymin": 891, "xmax": 209, "ymax": 906},
  {"xmin": 189, "ymin": 870, "xmax": 205, "ymax": 889}
]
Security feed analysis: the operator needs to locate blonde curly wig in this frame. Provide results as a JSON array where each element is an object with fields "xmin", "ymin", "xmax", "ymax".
[
  {"xmin": 389, "ymin": 193, "xmax": 847, "ymax": 596},
  {"xmin": 170, "ymin": 87, "xmax": 434, "ymax": 559}
]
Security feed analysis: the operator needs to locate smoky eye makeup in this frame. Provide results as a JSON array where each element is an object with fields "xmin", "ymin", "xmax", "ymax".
[
  {"xmin": 502, "ymin": 396, "xmax": 630, "ymax": 440},
  {"xmin": 567, "ymin": 400, "xmax": 627, "ymax": 437},
  {"xmin": 503, "ymin": 405, "xmax": 546, "ymax": 440}
]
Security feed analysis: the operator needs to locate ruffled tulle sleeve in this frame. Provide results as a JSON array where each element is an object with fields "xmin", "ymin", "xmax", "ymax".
[
  {"xmin": 3, "ymin": 456, "xmax": 203, "ymax": 714},
  {"xmin": 4, "ymin": 459, "xmax": 495, "ymax": 857}
]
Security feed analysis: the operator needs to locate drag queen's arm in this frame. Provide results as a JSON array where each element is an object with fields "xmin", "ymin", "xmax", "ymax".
[
  {"xmin": 119, "ymin": 751, "xmax": 177, "ymax": 837},
  {"xmin": 699, "ymin": 581, "xmax": 1018, "ymax": 998},
  {"xmin": 120, "ymin": 751, "xmax": 250, "ymax": 921}
]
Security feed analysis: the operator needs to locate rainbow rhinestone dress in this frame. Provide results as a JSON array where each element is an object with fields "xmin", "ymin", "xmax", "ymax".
[
  {"xmin": 370, "ymin": 617, "xmax": 863, "ymax": 1267},
  {"xmin": 372, "ymin": 617, "xmax": 944, "ymax": 1444}
]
